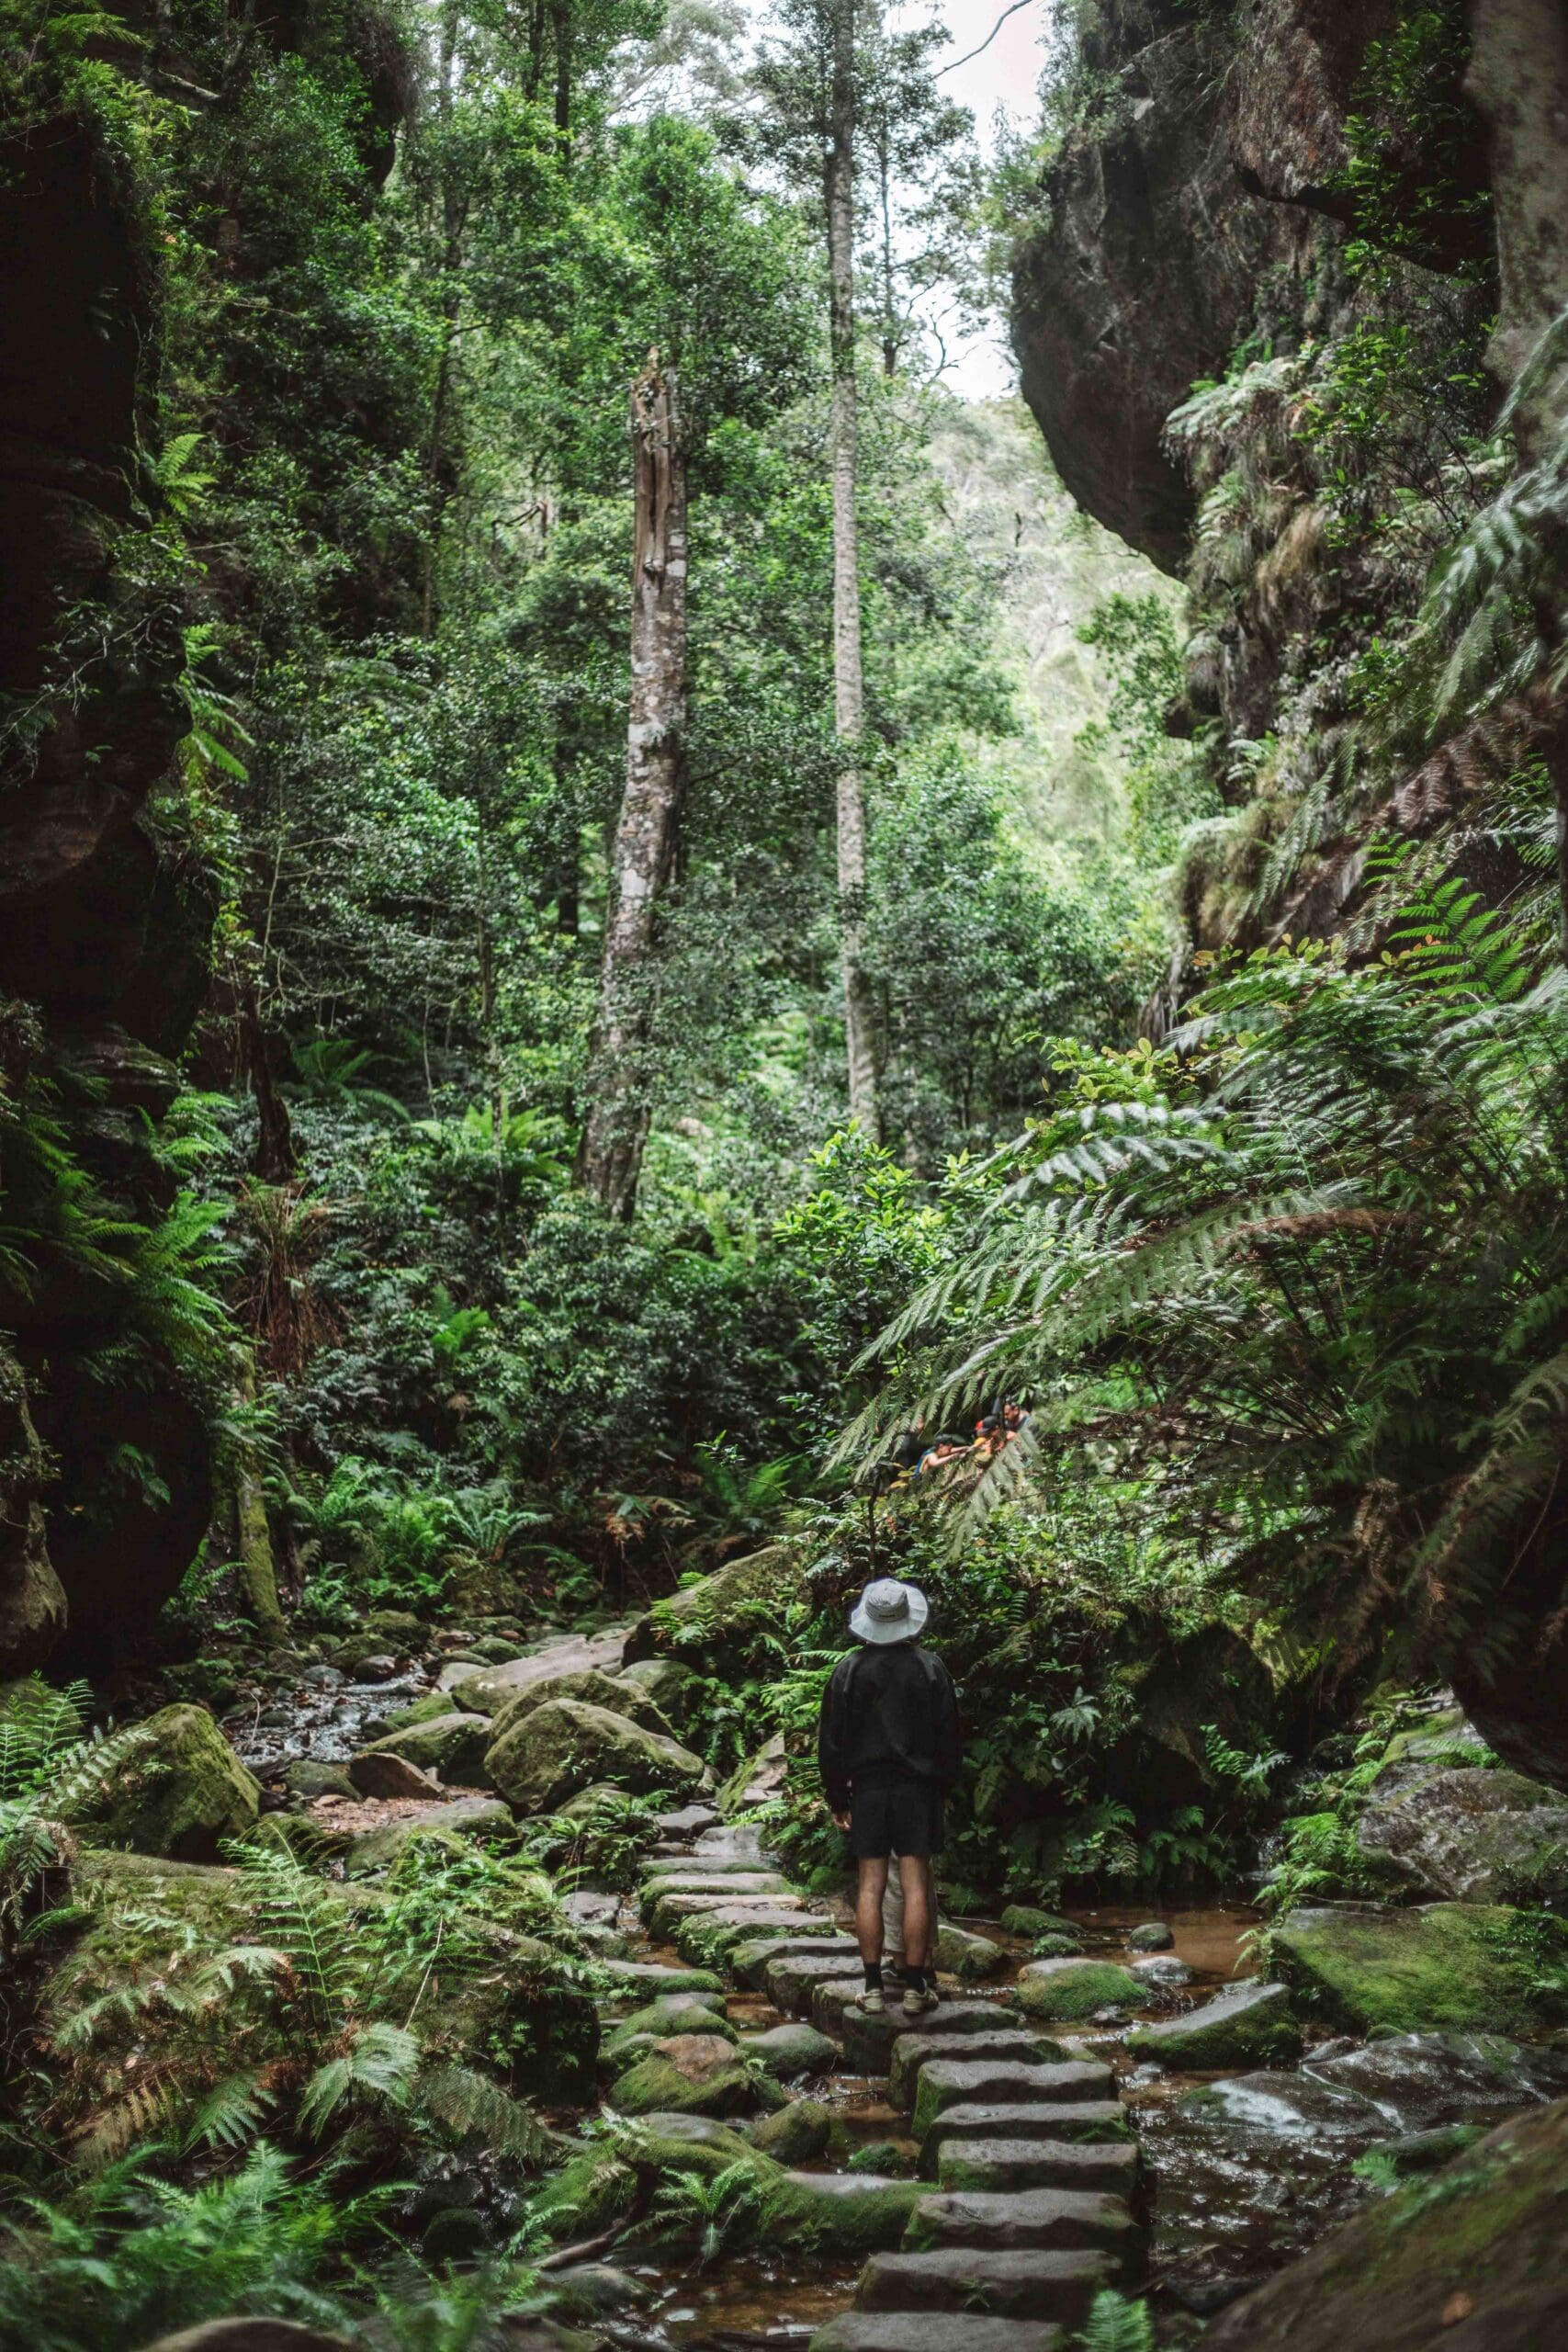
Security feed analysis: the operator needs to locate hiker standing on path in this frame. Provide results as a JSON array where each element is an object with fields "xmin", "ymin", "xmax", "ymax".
[{"xmin": 817, "ymin": 1576, "xmax": 962, "ymax": 2022}]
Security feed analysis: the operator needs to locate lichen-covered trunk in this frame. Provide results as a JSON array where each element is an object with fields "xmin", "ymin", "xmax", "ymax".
[
  {"xmin": 1466, "ymin": 0, "xmax": 1568, "ymax": 949},
  {"xmin": 829, "ymin": 0, "xmax": 879, "ymax": 1138},
  {"xmin": 578, "ymin": 362, "xmax": 687, "ymax": 1221}
]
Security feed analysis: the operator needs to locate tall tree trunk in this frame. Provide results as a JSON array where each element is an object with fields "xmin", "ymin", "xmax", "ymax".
[
  {"xmin": 229, "ymin": 1365, "xmax": 285, "ymax": 1643},
  {"xmin": 238, "ymin": 983, "xmax": 297, "ymax": 1182},
  {"xmin": 828, "ymin": 0, "xmax": 879, "ymax": 1136},
  {"xmin": 577, "ymin": 360, "xmax": 688, "ymax": 1221},
  {"xmin": 552, "ymin": 1, "xmax": 572, "ymax": 160},
  {"xmin": 1465, "ymin": 2, "xmax": 1568, "ymax": 949}
]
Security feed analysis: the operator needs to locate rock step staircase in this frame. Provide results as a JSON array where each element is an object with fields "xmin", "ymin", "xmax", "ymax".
[{"xmin": 626, "ymin": 1805, "xmax": 1145, "ymax": 2352}]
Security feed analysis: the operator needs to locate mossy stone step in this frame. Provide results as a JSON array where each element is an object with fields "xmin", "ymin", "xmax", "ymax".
[
  {"xmin": 913, "ymin": 2061, "xmax": 1115, "ymax": 2143},
  {"xmin": 904, "ymin": 2188, "xmax": 1136, "ymax": 2269},
  {"xmin": 731, "ymin": 1934, "xmax": 860, "ymax": 1990},
  {"xmin": 919, "ymin": 2107, "xmax": 1132, "ymax": 2172},
  {"xmin": 599, "ymin": 1959, "xmax": 726, "ymax": 1997},
  {"xmin": 933, "ymin": 2140, "xmax": 1141, "ymax": 2199},
  {"xmin": 854, "ymin": 2247, "xmax": 1112, "ymax": 2325},
  {"xmin": 812, "ymin": 2317, "xmax": 1064, "ymax": 2352},
  {"xmin": 649, "ymin": 1882, "xmax": 798, "ymax": 1923},
  {"xmin": 888, "ymin": 2031, "xmax": 1067, "ymax": 2109},
  {"xmin": 764, "ymin": 2169, "xmax": 927, "ymax": 2256},
  {"xmin": 642, "ymin": 1853, "xmax": 779, "ymax": 1877},
  {"xmin": 675, "ymin": 1908, "xmax": 838, "ymax": 1966},
  {"xmin": 767, "ymin": 1948, "xmax": 868, "ymax": 2009}
]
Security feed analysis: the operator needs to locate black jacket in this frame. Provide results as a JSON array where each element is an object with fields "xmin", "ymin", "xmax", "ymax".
[{"xmin": 817, "ymin": 1639, "xmax": 962, "ymax": 1813}]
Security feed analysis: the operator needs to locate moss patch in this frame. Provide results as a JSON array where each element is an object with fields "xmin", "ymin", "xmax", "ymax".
[
  {"xmin": 1012, "ymin": 1958, "xmax": 1143, "ymax": 2019},
  {"xmin": 1269, "ymin": 1903, "xmax": 1564, "ymax": 2038}
]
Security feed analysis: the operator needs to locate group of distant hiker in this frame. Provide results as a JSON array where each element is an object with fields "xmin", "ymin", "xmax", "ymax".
[{"xmin": 883, "ymin": 1397, "xmax": 1030, "ymax": 1485}]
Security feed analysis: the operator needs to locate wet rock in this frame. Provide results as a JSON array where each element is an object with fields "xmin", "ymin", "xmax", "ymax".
[
  {"xmin": 1197, "ymin": 2094, "xmax": 1568, "ymax": 2352},
  {"xmin": 1303, "ymin": 2031, "xmax": 1568, "ymax": 2132},
  {"xmin": 1357, "ymin": 1766, "xmax": 1568, "ymax": 1905},
  {"xmin": 362, "ymin": 1712, "xmax": 491, "ymax": 1785},
  {"xmin": 1179, "ymin": 2071, "xmax": 1381, "ymax": 2139},
  {"xmin": 346, "ymin": 1749, "xmax": 443, "ymax": 1801},
  {"xmin": 488, "ymin": 1668, "xmax": 674, "ymax": 1744},
  {"xmin": 383, "ymin": 1690, "xmax": 459, "ymax": 1733},
  {"xmin": 1013, "ymin": 1958, "xmax": 1143, "ymax": 2021},
  {"xmin": 342, "ymin": 1794, "xmax": 513, "ymax": 1875},
  {"xmin": 913, "ymin": 2060, "xmax": 1116, "ymax": 2144},
  {"xmin": 284, "ymin": 1758, "xmax": 355, "ymax": 1801},
  {"xmin": 742, "ymin": 2020, "xmax": 837, "ymax": 2079},
  {"xmin": 750, "ymin": 2096, "xmax": 832, "ymax": 2163},
  {"xmin": 905, "ymin": 2186, "xmax": 1137, "ymax": 2267},
  {"xmin": 64, "ymin": 1702, "xmax": 260, "ymax": 1861},
  {"xmin": 642, "ymin": 1849, "xmax": 774, "ymax": 1878},
  {"xmin": 487, "ymin": 1698, "xmax": 705, "ymax": 1814},
  {"xmin": 1269, "ymin": 1901, "xmax": 1562, "ymax": 2038},
  {"xmin": 998, "ymin": 1907, "xmax": 1082, "ymax": 1946},
  {"xmin": 855, "ymin": 2246, "xmax": 1111, "ymax": 2327},
  {"xmin": 643, "ymin": 1874, "xmax": 793, "ymax": 1933},
  {"xmin": 765, "ymin": 1948, "xmax": 872, "ymax": 2010},
  {"xmin": 348, "ymin": 1653, "xmax": 398, "ymax": 1683},
  {"xmin": 933, "ymin": 2139, "xmax": 1140, "ymax": 2199},
  {"xmin": 1131, "ymin": 1953, "xmax": 1193, "ymax": 1992},
  {"xmin": 1126, "ymin": 1920, "xmax": 1174, "ymax": 1951},
  {"xmin": 653, "ymin": 1800, "xmax": 717, "ymax": 1836},
  {"xmin": 468, "ymin": 1634, "xmax": 525, "ymax": 1664},
  {"xmin": 736, "ymin": 1933, "xmax": 857, "ymax": 1992},
  {"xmin": 1127, "ymin": 1979, "xmax": 1302, "ymax": 2070},
  {"xmin": 937, "ymin": 1923, "xmax": 1006, "ymax": 1979},
  {"xmin": 610, "ymin": 2031, "xmax": 754, "ymax": 2117}
]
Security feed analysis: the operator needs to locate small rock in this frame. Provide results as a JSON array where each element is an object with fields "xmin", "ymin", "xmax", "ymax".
[
  {"xmin": 750, "ymin": 2097, "xmax": 831, "ymax": 2163},
  {"xmin": 1126, "ymin": 1920, "xmax": 1174, "ymax": 1951},
  {"xmin": 1132, "ymin": 1952, "xmax": 1194, "ymax": 1991},
  {"xmin": 347, "ymin": 1750, "xmax": 444, "ymax": 1801},
  {"xmin": 935, "ymin": 1923, "xmax": 1005, "ymax": 1980},
  {"xmin": 1011, "ymin": 1958, "xmax": 1144, "ymax": 2020},
  {"xmin": 284, "ymin": 1759, "xmax": 357, "ymax": 1801},
  {"xmin": 999, "ymin": 1905, "xmax": 1083, "ymax": 1945},
  {"xmin": 350, "ymin": 1654, "xmax": 399, "ymax": 1684},
  {"xmin": 741, "ymin": 2020, "xmax": 837, "ymax": 2079}
]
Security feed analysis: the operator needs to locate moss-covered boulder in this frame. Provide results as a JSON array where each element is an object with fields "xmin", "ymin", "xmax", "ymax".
[
  {"xmin": 487, "ymin": 1669, "xmax": 674, "ymax": 1745},
  {"xmin": 1126, "ymin": 1978, "xmax": 1301, "ymax": 2069},
  {"xmin": 1356, "ymin": 1766, "xmax": 1568, "ymax": 1906},
  {"xmin": 741, "ymin": 2020, "xmax": 836, "ymax": 2079},
  {"xmin": 343, "ymin": 1795, "xmax": 514, "ymax": 1877},
  {"xmin": 761, "ymin": 2169, "xmax": 925, "ymax": 2256},
  {"xmin": 1011, "ymin": 1957, "xmax": 1143, "ymax": 2020},
  {"xmin": 750, "ymin": 2097, "xmax": 832, "ymax": 2163},
  {"xmin": 384, "ymin": 1690, "xmax": 459, "ymax": 1734},
  {"xmin": 675, "ymin": 1905, "xmax": 835, "ymax": 1969},
  {"xmin": 1198, "ymin": 2095, "xmax": 1568, "ymax": 2352},
  {"xmin": 935, "ymin": 1924, "xmax": 1004, "ymax": 1979},
  {"xmin": 615, "ymin": 1657, "xmax": 701, "ymax": 1734},
  {"xmin": 63, "ymin": 1703, "xmax": 260, "ymax": 1861},
  {"xmin": 363, "ymin": 1712, "xmax": 492, "ymax": 1785},
  {"xmin": 719, "ymin": 1731, "xmax": 789, "ymax": 1815},
  {"xmin": 999, "ymin": 1907, "xmax": 1083, "ymax": 1944},
  {"xmin": 623, "ymin": 1544, "xmax": 804, "ymax": 1672},
  {"xmin": 486, "ymin": 1699, "xmax": 705, "ymax": 1814},
  {"xmin": 1269, "ymin": 1902, "xmax": 1565, "ymax": 2039},
  {"xmin": 602, "ymin": 1995, "xmax": 735, "ymax": 2070},
  {"xmin": 609, "ymin": 2032, "xmax": 755, "ymax": 2117}
]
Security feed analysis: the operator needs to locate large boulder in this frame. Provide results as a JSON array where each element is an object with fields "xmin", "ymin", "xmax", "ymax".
[
  {"xmin": 1269, "ymin": 1902, "xmax": 1565, "ymax": 2039},
  {"xmin": 63, "ymin": 1703, "xmax": 260, "ymax": 1861},
  {"xmin": 361, "ymin": 1712, "xmax": 493, "ymax": 1786},
  {"xmin": 1126, "ymin": 1978, "xmax": 1302, "ymax": 2069},
  {"xmin": 1357, "ymin": 1764, "xmax": 1568, "ymax": 1906},
  {"xmin": 342, "ymin": 1794, "xmax": 514, "ymax": 1876},
  {"xmin": 615, "ymin": 1656, "xmax": 701, "ymax": 1734},
  {"xmin": 622, "ymin": 1544, "xmax": 805, "ymax": 1670},
  {"xmin": 608, "ymin": 2032, "xmax": 756, "ymax": 2118},
  {"xmin": 1198, "ymin": 2095, "xmax": 1568, "ymax": 2352},
  {"xmin": 485, "ymin": 1698, "xmax": 706, "ymax": 1814},
  {"xmin": 486, "ymin": 1668, "xmax": 673, "ymax": 1744},
  {"xmin": 445, "ymin": 1626, "xmax": 631, "ymax": 1713}
]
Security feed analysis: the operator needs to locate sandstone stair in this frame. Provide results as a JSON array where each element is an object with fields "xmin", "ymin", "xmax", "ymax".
[{"xmin": 622, "ymin": 1807, "xmax": 1145, "ymax": 2348}]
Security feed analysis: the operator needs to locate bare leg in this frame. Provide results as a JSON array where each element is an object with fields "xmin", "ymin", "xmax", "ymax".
[
  {"xmin": 856, "ymin": 1856, "xmax": 890, "ymax": 1964},
  {"xmin": 882, "ymin": 1856, "xmax": 905, "ymax": 1967},
  {"xmin": 897, "ymin": 1852, "xmax": 934, "ymax": 1969}
]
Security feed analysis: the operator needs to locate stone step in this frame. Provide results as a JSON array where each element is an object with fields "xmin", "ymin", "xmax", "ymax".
[
  {"xmin": 598, "ymin": 1959, "xmax": 725, "ymax": 1997},
  {"xmin": 641, "ymin": 1854, "xmax": 788, "ymax": 1882},
  {"xmin": 648, "ymin": 1883, "xmax": 799, "ymax": 1923},
  {"xmin": 854, "ymin": 2248, "xmax": 1112, "ymax": 2326},
  {"xmin": 811, "ymin": 2315, "xmax": 1064, "ymax": 2352},
  {"xmin": 905, "ymin": 2188, "xmax": 1137, "ymax": 2271},
  {"xmin": 932, "ymin": 2139, "xmax": 1141, "ymax": 2199},
  {"xmin": 730, "ymin": 1933, "xmax": 861, "ymax": 1991},
  {"xmin": 767, "ymin": 1948, "xmax": 869, "ymax": 2009},
  {"xmin": 913, "ymin": 2061, "xmax": 1115, "ymax": 2140},
  {"xmin": 888, "ymin": 2031, "xmax": 1066, "ymax": 2109},
  {"xmin": 814, "ymin": 1985, "xmax": 1010, "ymax": 2067},
  {"xmin": 692, "ymin": 1827, "xmax": 768, "ymax": 1863},
  {"xmin": 674, "ymin": 1908, "xmax": 837, "ymax": 1966},
  {"xmin": 653, "ymin": 1803, "xmax": 718, "ymax": 1836},
  {"xmin": 919, "ymin": 2101, "xmax": 1131, "ymax": 2158}
]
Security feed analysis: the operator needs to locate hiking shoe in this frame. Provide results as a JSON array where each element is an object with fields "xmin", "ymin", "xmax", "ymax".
[
  {"xmin": 902, "ymin": 1984, "xmax": 939, "ymax": 2020},
  {"xmin": 858, "ymin": 1987, "xmax": 886, "ymax": 2015}
]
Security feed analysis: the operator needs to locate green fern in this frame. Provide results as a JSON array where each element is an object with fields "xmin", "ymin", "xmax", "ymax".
[{"xmin": 1075, "ymin": 2290, "xmax": 1154, "ymax": 2352}]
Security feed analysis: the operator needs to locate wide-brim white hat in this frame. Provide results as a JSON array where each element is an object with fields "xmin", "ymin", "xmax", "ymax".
[{"xmin": 849, "ymin": 1576, "xmax": 929, "ymax": 1645}]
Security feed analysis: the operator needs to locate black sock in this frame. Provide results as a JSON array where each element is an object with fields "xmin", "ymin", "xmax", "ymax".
[
  {"xmin": 905, "ymin": 1964, "xmax": 927, "ymax": 1992},
  {"xmin": 863, "ymin": 1961, "xmax": 883, "ymax": 1991}
]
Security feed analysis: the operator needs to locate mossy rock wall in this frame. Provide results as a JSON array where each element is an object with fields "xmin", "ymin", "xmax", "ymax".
[{"xmin": 1269, "ymin": 1902, "xmax": 1564, "ymax": 2039}]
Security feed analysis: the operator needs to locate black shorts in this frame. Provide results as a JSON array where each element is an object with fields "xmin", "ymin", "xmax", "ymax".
[{"xmin": 848, "ymin": 1773, "xmax": 943, "ymax": 1860}]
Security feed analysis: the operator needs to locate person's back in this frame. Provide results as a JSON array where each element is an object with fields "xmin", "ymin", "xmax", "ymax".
[{"xmin": 817, "ymin": 1576, "xmax": 962, "ymax": 2022}]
